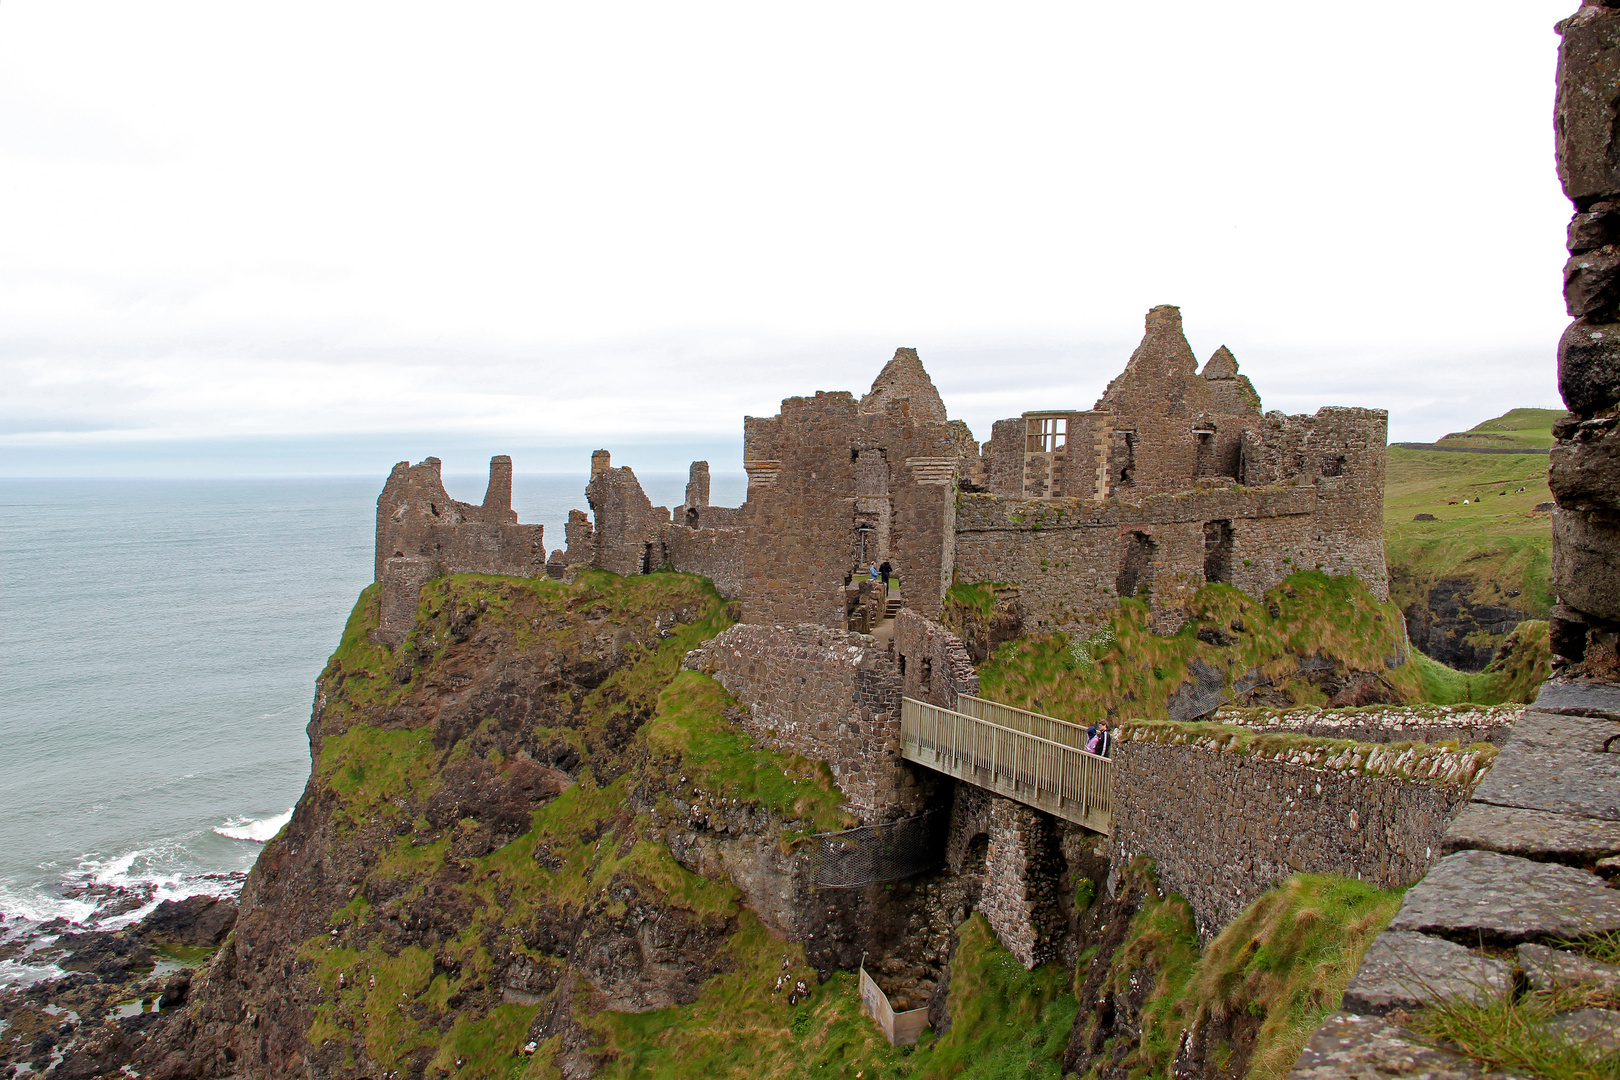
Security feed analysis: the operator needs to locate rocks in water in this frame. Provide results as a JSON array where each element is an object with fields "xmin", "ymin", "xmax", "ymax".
[
  {"xmin": 1340, "ymin": 931, "xmax": 1511, "ymax": 1014},
  {"xmin": 138, "ymin": 895, "xmax": 237, "ymax": 947}
]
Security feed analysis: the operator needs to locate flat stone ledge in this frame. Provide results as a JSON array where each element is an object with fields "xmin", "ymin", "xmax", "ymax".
[
  {"xmin": 1444, "ymin": 803, "xmax": 1620, "ymax": 863},
  {"xmin": 1468, "ymin": 714, "xmax": 1620, "ymax": 822},
  {"xmin": 1287, "ymin": 1011, "xmax": 1524, "ymax": 1080},
  {"xmin": 1388, "ymin": 850, "xmax": 1620, "ymax": 944},
  {"xmin": 1518, "ymin": 942, "xmax": 1620, "ymax": 994},
  {"xmin": 1533, "ymin": 679, "xmax": 1620, "ymax": 720},
  {"xmin": 1546, "ymin": 1008, "xmax": 1620, "ymax": 1055},
  {"xmin": 1342, "ymin": 931, "xmax": 1511, "ymax": 1014}
]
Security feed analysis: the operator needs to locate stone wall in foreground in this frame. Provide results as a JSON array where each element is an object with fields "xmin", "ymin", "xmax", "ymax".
[{"xmin": 1111, "ymin": 725, "xmax": 1491, "ymax": 934}]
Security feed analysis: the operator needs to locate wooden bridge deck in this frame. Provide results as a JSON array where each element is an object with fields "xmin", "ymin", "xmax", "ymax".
[{"xmin": 900, "ymin": 695, "xmax": 1111, "ymax": 834}]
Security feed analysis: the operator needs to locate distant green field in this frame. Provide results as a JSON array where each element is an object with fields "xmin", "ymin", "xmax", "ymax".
[{"xmin": 1384, "ymin": 408, "xmax": 1556, "ymax": 631}]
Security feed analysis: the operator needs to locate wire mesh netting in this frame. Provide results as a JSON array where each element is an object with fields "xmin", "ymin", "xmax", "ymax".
[{"xmin": 810, "ymin": 808, "xmax": 946, "ymax": 888}]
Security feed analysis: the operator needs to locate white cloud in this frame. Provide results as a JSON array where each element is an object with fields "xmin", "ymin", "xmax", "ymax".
[{"xmin": 0, "ymin": 0, "xmax": 1577, "ymax": 473}]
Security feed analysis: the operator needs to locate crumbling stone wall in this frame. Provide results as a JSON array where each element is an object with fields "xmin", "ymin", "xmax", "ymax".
[
  {"xmin": 740, "ymin": 350, "xmax": 961, "ymax": 628},
  {"xmin": 961, "ymin": 310, "xmax": 1386, "ymax": 634},
  {"xmin": 373, "ymin": 456, "xmax": 547, "ymax": 644},
  {"xmin": 1551, "ymin": 3, "xmax": 1620, "ymax": 669},
  {"xmin": 566, "ymin": 308, "xmax": 1382, "ymax": 637},
  {"xmin": 942, "ymin": 784, "xmax": 1078, "ymax": 968},
  {"xmin": 1110, "ymin": 733, "xmax": 1479, "ymax": 934},
  {"xmin": 683, "ymin": 623, "xmax": 929, "ymax": 822},
  {"xmin": 953, "ymin": 474, "xmax": 1383, "ymax": 634},
  {"xmin": 893, "ymin": 610, "xmax": 978, "ymax": 709},
  {"xmin": 374, "ymin": 456, "xmax": 545, "ymax": 582}
]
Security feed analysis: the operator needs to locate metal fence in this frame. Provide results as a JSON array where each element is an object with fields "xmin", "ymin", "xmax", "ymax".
[
  {"xmin": 809, "ymin": 808, "xmax": 946, "ymax": 888},
  {"xmin": 901, "ymin": 697, "xmax": 1112, "ymax": 834},
  {"xmin": 859, "ymin": 965, "xmax": 930, "ymax": 1046},
  {"xmin": 955, "ymin": 694, "xmax": 1092, "ymax": 750}
]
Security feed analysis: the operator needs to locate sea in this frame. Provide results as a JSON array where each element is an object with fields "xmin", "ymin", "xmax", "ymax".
[{"xmin": 0, "ymin": 471, "xmax": 745, "ymax": 987}]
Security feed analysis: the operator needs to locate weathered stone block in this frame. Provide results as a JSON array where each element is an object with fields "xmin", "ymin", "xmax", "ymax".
[
  {"xmin": 1569, "ymin": 210, "xmax": 1620, "ymax": 252},
  {"xmin": 1565, "ymin": 249, "xmax": 1620, "ymax": 318},
  {"xmin": 1547, "ymin": 1008, "xmax": 1620, "ymax": 1054},
  {"xmin": 1518, "ymin": 942, "xmax": 1620, "ymax": 994},
  {"xmin": 1558, "ymin": 320, "xmax": 1620, "ymax": 415},
  {"xmin": 1551, "ymin": 506, "xmax": 1620, "ymax": 623},
  {"xmin": 1551, "ymin": 426, "xmax": 1620, "ymax": 512},
  {"xmin": 1444, "ymin": 803, "xmax": 1620, "ymax": 862},
  {"xmin": 1287, "ymin": 1012, "xmax": 1509, "ymax": 1080},
  {"xmin": 1557, "ymin": 4, "xmax": 1620, "ymax": 204},
  {"xmin": 1388, "ymin": 849, "xmax": 1620, "ymax": 944},
  {"xmin": 1468, "ymin": 710, "xmax": 1620, "ymax": 822},
  {"xmin": 1341, "ymin": 931, "xmax": 1511, "ymax": 1015}
]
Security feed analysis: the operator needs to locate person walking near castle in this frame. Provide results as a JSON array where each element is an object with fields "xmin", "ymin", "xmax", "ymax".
[
  {"xmin": 878, "ymin": 560, "xmax": 892, "ymax": 587},
  {"xmin": 868, "ymin": 562, "xmax": 879, "ymax": 581},
  {"xmin": 1086, "ymin": 722, "xmax": 1112, "ymax": 757}
]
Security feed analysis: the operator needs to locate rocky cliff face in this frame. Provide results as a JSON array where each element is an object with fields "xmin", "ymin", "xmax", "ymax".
[{"xmin": 133, "ymin": 571, "xmax": 846, "ymax": 1080}]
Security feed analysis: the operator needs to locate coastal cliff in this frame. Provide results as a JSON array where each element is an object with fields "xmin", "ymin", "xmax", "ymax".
[{"xmin": 134, "ymin": 570, "xmax": 845, "ymax": 1079}]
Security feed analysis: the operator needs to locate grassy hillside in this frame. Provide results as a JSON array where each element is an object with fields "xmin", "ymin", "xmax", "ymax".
[
  {"xmin": 975, "ymin": 572, "xmax": 1544, "ymax": 724},
  {"xmin": 1383, "ymin": 409, "xmax": 1557, "ymax": 666}
]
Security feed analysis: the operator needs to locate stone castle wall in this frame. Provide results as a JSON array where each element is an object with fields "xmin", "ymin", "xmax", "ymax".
[
  {"xmin": 1551, "ymin": 3, "xmax": 1620, "ymax": 668},
  {"xmin": 1110, "ymin": 729, "xmax": 1485, "ymax": 933},
  {"xmin": 683, "ymin": 623, "xmax": 930, "ymax": 822},
  {"xmin": 893, "ymin": 610, "xmax": 979, "ymax": 709},
  {"xmin": 953, "ymin": 449, "xmax": 1387, "ymax": 635},
  {"xmin": 374, "ymin": 456, "xmax": 546, "ymax": 582},
  {"xmin": 741, "ymin": 365, "xmax": 959, "ymax": 628},
  {"xmin": 373, "ymin": 456, "xmax": 547, "ymax": 645}
]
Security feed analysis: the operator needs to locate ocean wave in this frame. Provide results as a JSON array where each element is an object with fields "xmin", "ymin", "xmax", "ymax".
[{"xmin": 212, "ymin": 808, "xmax": 293, "ymax": 843}]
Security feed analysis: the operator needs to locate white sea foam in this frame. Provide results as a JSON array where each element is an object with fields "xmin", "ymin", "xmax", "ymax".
[{"xmin": 213, "ymin": 808, "xmax": 293, "ymax": 843}]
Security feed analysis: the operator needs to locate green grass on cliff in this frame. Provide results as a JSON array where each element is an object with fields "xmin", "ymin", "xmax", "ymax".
[
  {"xmin": 591, "ymin": 911, "xmax": 1076, "ymax": 1080},
  {"xmin": 976, "ymin": 571, "xmax": 1540, "ymax": 724},
  {"xmin": 297, "ymin": 570, "xmax": 869, "ymax": 1080},
  {"xmin": 1383, "ymin": 409, "xmax": 1557, "ymax": 660},
  {"xmin": 1073, "ymin": 867, "xmax": 1402, "ymax": 1080},
  {"xmin": 646, "ymin": 671, "xmax": 849, "ymax": 835}
]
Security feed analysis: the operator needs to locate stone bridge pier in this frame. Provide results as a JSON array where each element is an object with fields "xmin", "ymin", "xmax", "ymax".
[{"xmin": 944, "ymin": 782, "xmax": 1106, "ymax": 968}]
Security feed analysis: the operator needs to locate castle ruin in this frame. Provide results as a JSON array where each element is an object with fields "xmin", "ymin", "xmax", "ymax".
[{"xmin": 553, "ymin": 303, "xmax": 1388, "ymax": 636}]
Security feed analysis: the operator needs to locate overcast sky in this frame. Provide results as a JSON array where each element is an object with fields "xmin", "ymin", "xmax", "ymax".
[{"xmin": 0, "ymin": 1, "xmax": 1579, "ymax": 477}]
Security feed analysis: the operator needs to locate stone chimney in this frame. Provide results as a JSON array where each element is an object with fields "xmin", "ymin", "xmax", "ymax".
[
  {"xmin": 482, "ymin": 455, "xmax": 513, "ymax": 518},
  {"xmin": 685, "ymin": 461, "xmax": 711, "ymax": 510},
  {"xmin": 591, "ymin": 449, "xmax": 612, "ymax": 478}
]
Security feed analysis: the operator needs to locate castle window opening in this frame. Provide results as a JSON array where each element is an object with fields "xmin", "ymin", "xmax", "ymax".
[
  {"xmin": 1321, "ymin": 454, "xmax": 1346, "ymax": 478},
  {"xmin": 1203, "ymin": 520, "xmax": 1234, "ymax": 584},
  {"xmin": 685, "ymin": 507, "xmax": 699, "ymax": 527},
  {"xmin": 1025, "ymin": 417, "xmax": 1067, "ymax": 454},
  {"xmin": 920, "ymin": 657, "xmax": 933, "ymax": 693},
  {"xmin": 1194, "ymin": 428, "xmax": 1216, "ymax": 478},
  {"xmin": 1118, "ymin": 431, "xmax": 1137, "ymax": 487},
  {"xmin": 1117, "ymin": 531, "xmax": 1155, "ymax": 599}
]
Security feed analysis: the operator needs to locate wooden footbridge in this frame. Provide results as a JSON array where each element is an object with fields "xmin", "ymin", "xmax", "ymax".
[{"xmin": 900, "ymin": 695, "xmax": 1113, "ymax": 834}]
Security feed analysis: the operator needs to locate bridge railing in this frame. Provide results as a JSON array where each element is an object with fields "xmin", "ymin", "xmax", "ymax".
[
  {"xmin": 900, "ymin": 697, "xmax": 1111, "ymax": 834},
  {"xmin": 954, "ymin": 694, "xmax": 1091, "ymax": 750}
]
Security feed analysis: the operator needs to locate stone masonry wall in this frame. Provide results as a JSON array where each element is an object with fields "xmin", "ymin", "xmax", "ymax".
[
  {"xmin": 1550, "ymin": 3, "xmax": 1620, "ymax": 667},
  {"xmin": 683, "ymin": 623, "xmax": 928, "ymax": 822},
  {"xmin": 893, "ymin": 610, "xmax": 979, "ymax": 709},
  {"xmin": 666, "ymin": 525, "xmax": 747, "ymax": 600},
  {"xmin": 374, "ymin": 456, "xmax": 546, "ymax": 583},
  {"xmin": 373, "ymin": 455, "xmax": 546, "ymax": 645},
  {"xmin": 953, "ymin": 468, "xmax": 1385, "ymax": 634},
  {"xmin": 1110, "ymin": 728, "xmax": 1485, "ymax": 934},
  {"xmin": 742, "ymin": 370, "xmax": 958, "ymax": 627}
]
